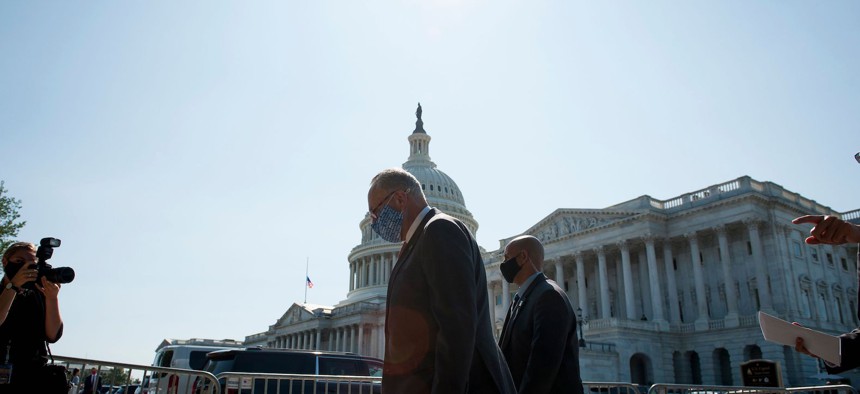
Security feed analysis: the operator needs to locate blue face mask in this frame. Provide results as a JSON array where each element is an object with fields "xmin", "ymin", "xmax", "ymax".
[{"xmin": 371, "ymin": 204, "xmax": 404, "ymax": 243}]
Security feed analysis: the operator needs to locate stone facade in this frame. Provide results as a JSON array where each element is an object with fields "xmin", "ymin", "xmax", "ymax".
[{"xmin": 246, "ymin": 107, "xmax": 860, "ymax": 386}]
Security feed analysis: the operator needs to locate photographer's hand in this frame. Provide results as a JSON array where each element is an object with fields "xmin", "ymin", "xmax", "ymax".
[
  {"xmin": 36, "ymin": 276, "xmax": 60, "ymax": 298},
  {"xmin": 9, "ymin": 265, "xmax": 37, "ymax": 288}
]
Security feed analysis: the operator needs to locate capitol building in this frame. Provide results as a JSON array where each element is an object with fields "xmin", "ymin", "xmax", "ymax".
[{"xmin": 245, "ymin": 106, "xmax": 860, "ymax": 387}]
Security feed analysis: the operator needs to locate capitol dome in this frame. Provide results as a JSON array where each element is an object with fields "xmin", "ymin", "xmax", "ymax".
[{"xmin": 342, "ymin": 104, "xmax": 479, "ymax": 304}]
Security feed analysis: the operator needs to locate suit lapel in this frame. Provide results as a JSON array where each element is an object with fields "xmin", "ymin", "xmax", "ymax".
[
  {"xmin": 388, "ymin": 208, "xmax": 436, "ymax": 286},
  {"xmin": 385, "ymin": 208, "xmax": 437, "ymax": 336},
  {"xmin": 500, "ymin": 273, "xmax": 547, "ymax": 348}
]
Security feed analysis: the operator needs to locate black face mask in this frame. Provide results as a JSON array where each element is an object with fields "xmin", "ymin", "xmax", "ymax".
[{"xmin": 500, "ymin": 256, "xmax": 522, "ymax": 284}]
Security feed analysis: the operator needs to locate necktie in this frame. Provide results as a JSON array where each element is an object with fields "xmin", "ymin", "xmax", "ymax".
[{"xmin": 500, "ymin": 294, "xmax": 521, "ymax": 345}]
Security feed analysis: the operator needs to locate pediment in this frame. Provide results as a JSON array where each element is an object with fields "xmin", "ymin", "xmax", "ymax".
[
  {"xmin": 525, "ymin": 209, "xmax": 641, "ymax": 243},
  {"xmin": 276, "ymin": 303, "xmax": 316, "ymax": 326}
]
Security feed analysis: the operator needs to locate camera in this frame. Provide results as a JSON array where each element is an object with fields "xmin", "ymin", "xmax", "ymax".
[
  {"xmin": 6, "ymin": 238, "xmax": 75, "ymax": 287},
  {"xmin": 34, "ymin": 237, "xmax": 75, "ymax": 285}
]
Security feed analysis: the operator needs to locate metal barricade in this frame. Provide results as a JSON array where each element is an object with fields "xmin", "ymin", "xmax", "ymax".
[
  {"xmin": 649, "ymin": 384, "xmax": 857, "ymax": 394},
  {"xmin": 54, "ymin": 355, "xmax": 220, "ymax": 394},
  {"xmin": 787, "ymin": 385, "xmax": 857, "ymax": 394},
  {"xmin": 585, "ymin": 381, "xmax": 646, "ymax": 394},
  {"xmin": 211, "ymin": 372, "xmax": 381, "ymax": 394}
]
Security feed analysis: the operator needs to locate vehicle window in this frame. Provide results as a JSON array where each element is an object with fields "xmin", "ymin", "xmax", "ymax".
[
  {"xmin": 234, "ymin": 353, "xmax": 315, "ymax": 374},
  {"xmin": 159, "ymin": 350, "xmax": 174, "ymax": 367},
  {"xmin": 204, "ymin": 358, "xmax": 236, "ymax": 377},
  {"xmin": 188, "ymin": 351, "xmax": 209, "ymax": 370},
  {"xmin": 318, "ymin": 357, "xmax": 379, "ymax": 376}
]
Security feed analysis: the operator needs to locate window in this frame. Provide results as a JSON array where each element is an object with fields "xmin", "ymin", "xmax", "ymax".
[
  {"xmin": 747, "ymin": 241, "xmax": 753, "ymax": 255},
  {"xmin": 792, "ymin": 241, "xmax": 802, "ymax": 258},
  {"xmin": 842, "ymin": 258, "xmax": 849, "ymax": 271},
  {"xmin": 811, "ymin": 248, "xmax": 819, "ymax": 262},
  {"xmin": 827, "ymin": 253, "xmax": 834, "ymax": 266},
  {"xmin": 673, "ymin": 258, "xmax": 678, "ymax": 271},
  {"xmin": 495, "ymin": 295, "xmax": 502, "ymax": 305},
  {"xmin": 430, "ymin": 185, "xmax": 434, "ymax": 191}
]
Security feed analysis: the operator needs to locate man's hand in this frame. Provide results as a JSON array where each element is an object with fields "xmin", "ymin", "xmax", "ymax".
[
  {"xmin": 795, "ymin": 337, "xmax": 818, "ymax": 359},
  {"xmin": 792, "ymin": 215, "xmax": 860, "ymax": 245}
]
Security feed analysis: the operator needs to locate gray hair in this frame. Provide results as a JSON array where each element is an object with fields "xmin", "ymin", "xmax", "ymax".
[{"xmin": 371, "ymin": 168, "xmax": 425, "ymax": 200}]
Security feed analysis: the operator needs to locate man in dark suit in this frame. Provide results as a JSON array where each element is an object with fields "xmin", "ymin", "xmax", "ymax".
[
  {"xmin": 498, "ymin": 235, "xmax": 583, "ymax": 394},
  {"xmin": 794, "ymin": 214, "xmax": 860, "ymax": 373},
  {"xmin": 367, "ymin": 168, "xmax": 515, "ymax": 394},
  {"xmin": 82, "ymin": 367, "xmax": 101, "ymax": 394}
]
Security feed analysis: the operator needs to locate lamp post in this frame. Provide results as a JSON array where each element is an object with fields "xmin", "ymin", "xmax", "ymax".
[{"xmin": 576, "ymin": 307, "xmax": 586, "ymax": 348}]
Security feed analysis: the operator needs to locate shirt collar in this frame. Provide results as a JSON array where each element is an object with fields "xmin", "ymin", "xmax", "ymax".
[
  {"xmin": 515, "ymin": 271, "xmax": 542, "ymax": 298},
  {"xmin": 405, "ymin": 206, "xmax": 432, "ymax": 244}
]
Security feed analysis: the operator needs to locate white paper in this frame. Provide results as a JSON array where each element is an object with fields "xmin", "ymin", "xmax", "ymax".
[{"xmin": 759, "ymin": 311, "xmax": 841, "ymax": 366}]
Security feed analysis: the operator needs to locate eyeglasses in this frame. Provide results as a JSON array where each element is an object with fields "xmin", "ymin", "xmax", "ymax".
[{"xmin": 369, "ymin": 189, "xmax": 409, "ymax": 221}]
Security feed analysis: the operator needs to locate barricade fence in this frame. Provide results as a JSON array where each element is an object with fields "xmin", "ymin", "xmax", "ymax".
[
  {"xmin": 54, "ymin": 355, "xmax": 220, "ymax": 394},
  {"xmin": 46, "ymin": 358, "xmax": 858, "ymax": 394},
  {"xmin": 211, "ymin": 372, "xmax": 381, "ymax": 394},
  {"xmin": 649, "ymin": 384, "xmax": 857, "ymax": 394}
]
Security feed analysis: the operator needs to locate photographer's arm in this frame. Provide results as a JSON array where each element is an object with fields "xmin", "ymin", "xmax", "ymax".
[
  {"xmin": 0, "ymin": 278, "xmax": 15, "ymax": 326},
  {"xmin": 38, "ymin": 277, "xmax": 63, "ymax": 342},
  {"xmin": 0, "ymin": 270, "xmax": 35, "ymax": 326}
]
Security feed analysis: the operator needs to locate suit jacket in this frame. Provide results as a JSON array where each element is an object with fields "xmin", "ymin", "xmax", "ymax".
[
  {"xmin": 82, "ymin": 374, "xmax": 101, "ymax": 394},
  {"xmin": 827, "ymin": 246, "xmax": 860, "ymax": 374},
  {"xmin": 383, "ymin": 208, "xmax": 515, "ymax": 394},
  {"xmin": 499, "ymin": 273, "xmax": 584, "ymax": 394}
]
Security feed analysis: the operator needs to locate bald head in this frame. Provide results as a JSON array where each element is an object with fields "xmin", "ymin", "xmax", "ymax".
[{"xmin": 505, "ymin": 235, "xmax": 544, "ymax": 270}]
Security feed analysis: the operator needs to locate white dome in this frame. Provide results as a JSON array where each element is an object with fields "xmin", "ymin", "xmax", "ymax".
[{"xmin": 343, "ymin": 104, "xmax": 479, "ymax": 304}]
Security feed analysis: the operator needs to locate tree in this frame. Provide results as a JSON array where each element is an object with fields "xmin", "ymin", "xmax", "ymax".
[
  {"xmin": 101, "ymin": 367, "xmax": 132, "ymax": 386},
  {"xmin": 0, "ymin": 181, "xmax": 26, "ymax": 253}
]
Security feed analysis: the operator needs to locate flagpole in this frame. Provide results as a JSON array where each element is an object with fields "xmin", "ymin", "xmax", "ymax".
[{"xmin": 304, "ymin": 257, "xmax": 309, "ymax": 305}]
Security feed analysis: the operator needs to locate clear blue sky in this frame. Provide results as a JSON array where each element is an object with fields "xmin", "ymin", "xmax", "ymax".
[{"xmin": 1, "ymin": 1, "xmax": 857, "ymax": 365}]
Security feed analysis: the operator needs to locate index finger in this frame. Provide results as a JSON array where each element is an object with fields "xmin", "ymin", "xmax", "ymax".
[{"xmin": 792, "ymin": 215, "xmax": 823, "ymax": 225}]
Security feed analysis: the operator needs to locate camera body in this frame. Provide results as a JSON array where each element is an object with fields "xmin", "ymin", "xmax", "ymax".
[
  {"xmin": 5, "ymin": 238, "xmax": 75, "ymax": 288},
  {"xmin": 33, "ymin": 237, "xmax": 75, "ymax": 285}
]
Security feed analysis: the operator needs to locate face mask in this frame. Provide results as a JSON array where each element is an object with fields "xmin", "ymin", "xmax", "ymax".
[
  {"xmin": 500, "ymin": 256, "xmax": 522, "ymax": 283},
  {"xmin": 371, "ymin": 204, "xmax": 404, "ymax": 243}
]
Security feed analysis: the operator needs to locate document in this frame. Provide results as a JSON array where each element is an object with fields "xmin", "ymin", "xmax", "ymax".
[{"xmin": 758, "ymin": 311, "xmax": 841, "ymax": 366}]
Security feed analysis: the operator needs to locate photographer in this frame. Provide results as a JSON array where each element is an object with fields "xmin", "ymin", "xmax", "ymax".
[{"xmin": 0, "ymin": 242, "xmax": 63, "ymax": 392}]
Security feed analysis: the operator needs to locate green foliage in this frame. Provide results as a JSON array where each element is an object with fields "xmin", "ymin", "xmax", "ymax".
[
  {"xmin": 101, "ymin": 367, "xmax": 132, "ymax": 385},
  {"xmin": 0, "ymin": 181, "xmax": 26, "ymax": 253}
]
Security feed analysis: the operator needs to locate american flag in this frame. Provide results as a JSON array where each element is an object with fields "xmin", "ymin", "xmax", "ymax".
[{"xmin": 306, "ymin": 276, "xmax": 314, "ymax": 288}]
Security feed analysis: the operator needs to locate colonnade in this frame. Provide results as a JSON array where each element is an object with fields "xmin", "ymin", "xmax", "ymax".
[
  {"xmin": 490, "ymin": 220, "xmax": 777, "ymax": 329},
  {"xmin": 268, "ymin": 323, "xmax": 386, "ymax": 359},
  {"xmin": 349, "ymin": 252, "xmax": 398, "ymax": 291}
]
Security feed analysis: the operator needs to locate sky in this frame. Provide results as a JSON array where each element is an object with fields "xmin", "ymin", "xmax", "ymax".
[{"xmin": 0, "ymin": 1, "xmax": 858, "ymax": 366}]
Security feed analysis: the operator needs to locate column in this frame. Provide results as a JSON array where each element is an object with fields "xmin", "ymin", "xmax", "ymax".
[
  {"xmin": 352, "ymin": 324, "xmax": 359, "ymax": 353},
  {"xmin": 596, "ymin": 246, "xmax": 611, "ymax": 319},
  {"xmin": 502, "ymin": 280, "xmax": 511, "ymax": 312},
  {"xmin": 576, "ymin": 252, "xmax": 587, "ymax": 315},
  {"xmin": 619, "ymin": 241, "xmax": 637, "ymax": 319},
  {"xmin": 715, "ymin": 225, "xmax": 739, "ymax": 323},
  {"xmin": 644, "ymin": 236, "xmax": 665, "ymax": 322},
  {"xmin": 780, "ymin": 225, "xmax": 801, "ymax": 319},
  {"xmin": 687, "ymin": 232, "xmax": 709, "ymax": 329},
  {"xmin": 315, "ymin": 329, "xmax": 321, "ymax": 350},
  {"xmin": 554, "ymin": 260, "xmax": 565, "ymax": 289},
  {"xmin": 369, "ymin": 325, "xmax": 378, "ymax": 358},
  {"xmin": 358, "ymin": 324, "xmax": 365, "ymax": 355},
  {"xmin": 488, "ymin": 284, "xmax": 496, "ymax": 328},
  {"xmin": 378, "ymin": 324, "xmax": 385, "ymax": 358},
  {"xmin": 349, "ymin": 261, "xmax": 355, "ymax": 291},
  {"xmin": 746, "ymin": 219, "xmax": 773, "ymax": 311},
  {"xmin": 663, "ymin": 240, "xmax": 681, "ymax": 323},
  {"xmin": 345, "ymin": 326, "xmax": 352, "ymax": 352},
  {"xmin": 329, "ymin": 330, "xmax": 335, "ymax": 351}
]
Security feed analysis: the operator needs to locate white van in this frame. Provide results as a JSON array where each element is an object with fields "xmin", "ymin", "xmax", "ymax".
[{"xmin": 143, "ymin": 340, "xmax": 244, "ymax": 394}]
